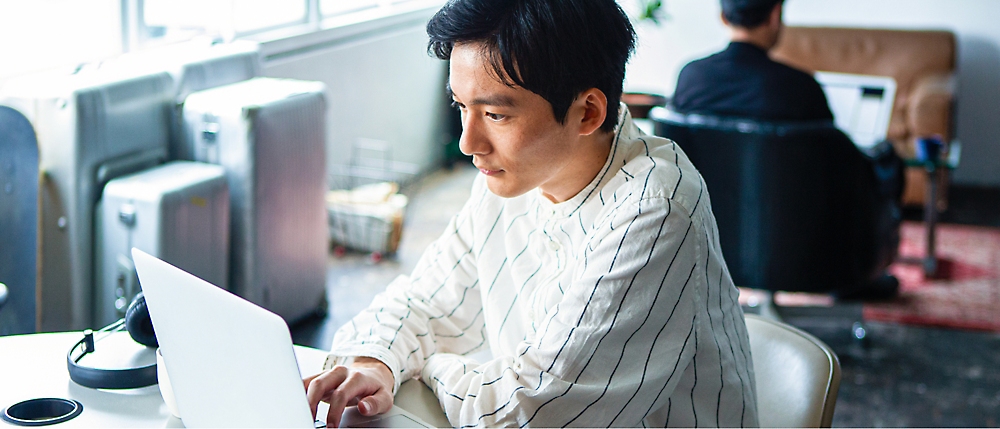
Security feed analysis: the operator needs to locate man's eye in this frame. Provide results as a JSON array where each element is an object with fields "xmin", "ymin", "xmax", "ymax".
[
  {"xmin": 451, "ymin": 100, "xmax": 466, "ymax": 110},
  {"xmin": 485, "ymin": 112, "xmax": 505, "ymax": 121}
]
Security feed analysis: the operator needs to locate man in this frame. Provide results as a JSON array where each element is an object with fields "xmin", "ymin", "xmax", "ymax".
[
  {"xmin": 673, "ymin": 0, "xmax": 902, "ymax": 301},
  {"xmin": 304, "ymin": 0, "xmax": 758, "ymax": 427},
  {"xmin": 672, "ymin": 0, "xmax": 833, "ymax": 122}
]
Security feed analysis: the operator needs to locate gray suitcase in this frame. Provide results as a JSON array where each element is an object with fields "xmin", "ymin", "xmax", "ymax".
[
  {"xmin": 0, "ymin": 106, "xmax": 39, "ymax": 334},
  {"xmin": 95, "ymin": 161, "xmax": 230, "ymax": 327},
  {"xmin": 2, "ymin": 67, "xmax": 173, "ymax": 330},
  {"xmin": 77, "ymin": 40, "xmax": 261, "ymax": 162},
  {"xmin": 183, "ymin": 77, "xmax": 328, "ymax": 323},
  {"xmin": 168, "ymin": 41, "xmax": 260, "ymax": 161}
]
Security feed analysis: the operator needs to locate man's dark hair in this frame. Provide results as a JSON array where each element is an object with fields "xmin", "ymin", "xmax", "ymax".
[
  {"xmin": 427, "ymin": 0, "xmax": 636, "ymax": 132},
  {"xmin": 721, "ymin": 0, "xmax": 783, "ymax": 28}
]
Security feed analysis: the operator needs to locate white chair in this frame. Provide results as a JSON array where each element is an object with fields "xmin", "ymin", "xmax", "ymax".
[{"xmin": 745, "ymin": 314, "xmax": 842, "ymax": 428}]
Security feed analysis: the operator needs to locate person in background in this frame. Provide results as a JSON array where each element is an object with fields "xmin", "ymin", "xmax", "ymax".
[
  {"xmin": 304, "ymin": 0, "xmax": 758, "ymax": 427},
  {"xmin": 673, "ymin": 0, "xmax": 902, "ymax": 301},
  {"xmin": 672, "ymin": 0, "xmax": 833, "ymax": 122}
]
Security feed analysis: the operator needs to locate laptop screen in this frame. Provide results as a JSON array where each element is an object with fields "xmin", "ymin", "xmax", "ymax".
[{"xmin": 814, "ymin": 71, "xmax": 897, "ymax": 150}]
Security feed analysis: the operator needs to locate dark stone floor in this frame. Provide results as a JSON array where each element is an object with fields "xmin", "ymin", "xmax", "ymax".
[
  {"xmin": 779, "ymin": 311, "xmax": 1000, "ymax": 427},
  {"xmin": 904, "ymin": 185, "xmax": 1000, "ymax": 228},
  {"xmin": 291, "ymin": 163, "xmax": 1000, "ymax": 427}
]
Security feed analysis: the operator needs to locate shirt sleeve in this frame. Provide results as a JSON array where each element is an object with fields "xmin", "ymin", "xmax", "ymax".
[
  {"xmin": 420, "ymin": 194, "xmax": 704, "ymax": 428},
  {"xmin": 325, "ymin": 180, "xmax": 490, "ymax": 395}
]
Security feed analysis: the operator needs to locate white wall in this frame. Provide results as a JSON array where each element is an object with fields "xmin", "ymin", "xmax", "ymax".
[
  {"xmin": 259, "ymin": 9, "xmax": 449, "ymax": 189},
  {"xmin": 625, "ymin": 0, "xmax": 1000, "ymax": 187},
  {"xmin": 624, "ymin": 0, "xmax": 727, "ymax": 97}
]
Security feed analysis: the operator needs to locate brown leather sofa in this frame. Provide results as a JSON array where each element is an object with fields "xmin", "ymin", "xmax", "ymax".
[{"xmin": 772, "ymin": 26, "xmax": 957, "ymax": 207}]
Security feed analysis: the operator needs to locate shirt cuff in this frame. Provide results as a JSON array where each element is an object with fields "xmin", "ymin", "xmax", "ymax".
[
  {"xmin": 325, "ymin": 345, "xmax": 403, "ymax": 396},
  {"xmin": 420, "ymin": 353, "xmax": 469, "ymax": 394}
]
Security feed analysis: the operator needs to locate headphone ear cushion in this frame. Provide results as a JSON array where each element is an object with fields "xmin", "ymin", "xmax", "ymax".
[{"xmin": 125, "ymin": 292, "xmax": 158, "ymax": 348}]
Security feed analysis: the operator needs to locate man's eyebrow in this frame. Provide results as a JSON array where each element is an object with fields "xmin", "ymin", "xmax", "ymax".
[
  {"xmin": 449, "ymin": 91, "xmax": 517, "ymax": 108},
  {"xmin": 446, "ymin": 84, "xmax": 517, "ymax": 108},
  {"xmin": 470, "ymin": 94, "xmax": 516, "ymax": 108}
]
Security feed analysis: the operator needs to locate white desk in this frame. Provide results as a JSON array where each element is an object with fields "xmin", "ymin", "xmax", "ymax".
[{"xmin": 0, "ymin": 332, "xmax": 449, "ymax": 428}]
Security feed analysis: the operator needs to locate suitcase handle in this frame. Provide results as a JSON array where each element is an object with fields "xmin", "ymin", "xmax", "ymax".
[{"xmin": 95, "ymin": 149, "xmax": 166, "ymax": 189}]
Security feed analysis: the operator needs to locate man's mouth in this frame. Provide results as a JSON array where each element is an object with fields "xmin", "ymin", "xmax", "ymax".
[{"xmin": 475, "ymin": 164, "xmax": 502, "ymax": 176}]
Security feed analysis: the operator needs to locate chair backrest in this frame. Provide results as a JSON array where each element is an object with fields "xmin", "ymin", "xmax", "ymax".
[
  {"xmin": 652, "ymin": 110, "xmax": 900, "ymax": 293},
  {"xmin": 745, "ymin": 314, "xmax": 841, "ymax": 428},
  {"xmin": 0, "ymin": 105, "xmax": 39, "ymax": 334}
]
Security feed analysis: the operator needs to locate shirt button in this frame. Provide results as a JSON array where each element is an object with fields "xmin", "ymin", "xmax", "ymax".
[{"xmin": 548, "ymin": 241, "xmax": 560, "ymax": 251}]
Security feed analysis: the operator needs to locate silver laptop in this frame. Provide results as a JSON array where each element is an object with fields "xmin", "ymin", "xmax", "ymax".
[
  {"xmin": 814, "ymin": 71, "xmax": 897, "ymax": 150},
  {"xmin": 132, "ymin": 248, "xmax": 432, "ymax": 428}
]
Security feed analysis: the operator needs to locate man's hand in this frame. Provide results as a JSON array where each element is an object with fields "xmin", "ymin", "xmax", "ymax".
[{"xmin": 303, "ymin": 357, "xmax": 395, "ymax": 428}]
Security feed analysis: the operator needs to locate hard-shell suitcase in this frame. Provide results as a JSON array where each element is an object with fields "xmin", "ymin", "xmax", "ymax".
[
  {"xmin": 2, "ymin": 66, "xmax": 173, "ymax": 330},
  {"xmin": 183, "ymin": 77, "xmax": 328, "ymax": 323},
  {"xmin": 163, "ymin": 40, "xmax": 260, "ymax": 161},
  {"xmin": 79, "ymin": 40, "xmax": 261, "ymax": 162},
  {"xmin": 95, "ymin": 161, "xmax": 230, "ymax": 327},
  {"xmin": 0, "ymin": 106, "xmax": 39, "ymax": 335}
]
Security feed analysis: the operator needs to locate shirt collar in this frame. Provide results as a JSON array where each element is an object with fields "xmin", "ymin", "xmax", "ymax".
[
  {"xmin": 535, "ymin": 103, "xmax": 636, "ymax": 219},
  {"xmin": 727, "ymin": 41, "xmax": 770, "ymax": 56}
]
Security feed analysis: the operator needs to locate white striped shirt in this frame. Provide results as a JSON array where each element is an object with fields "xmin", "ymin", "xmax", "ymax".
[{"xmin": 327, "ymin": 111, "xmax": 759, "ymax": 427}]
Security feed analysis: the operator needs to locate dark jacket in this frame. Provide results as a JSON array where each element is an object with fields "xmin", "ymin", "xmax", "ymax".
[{"xmin": 673, "ymin": 42, "xmax": 834, "ymax": 122}]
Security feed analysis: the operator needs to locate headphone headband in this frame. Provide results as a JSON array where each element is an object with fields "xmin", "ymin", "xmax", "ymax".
[
  {"xmin": 66, "ymin": 293, "xmax": 159, "ymax": 389},
  {"xmin": 66, "ymin": 292, "xmax": 159, "ymax": 391},
  {"xmin": 66, "ymin": 329, "xmax": 158, "ymax": 390}
]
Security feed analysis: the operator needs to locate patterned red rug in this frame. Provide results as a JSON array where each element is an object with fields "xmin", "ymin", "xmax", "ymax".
[{"xmin": 864, "ymin": 221, "xmax": 1000, "ymax": 331}]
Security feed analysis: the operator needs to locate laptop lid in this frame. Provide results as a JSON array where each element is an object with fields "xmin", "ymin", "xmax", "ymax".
[
  {"xmin": 814, "ymin": 71, "xmax": 897, "ymax": 150},
  {"xmin": 133, "ymin": 248, "xmax": 314, "ymax": 428},
  {"xmin": 132, "ymin": 249, "xmax": 435, "ymax": 428}
]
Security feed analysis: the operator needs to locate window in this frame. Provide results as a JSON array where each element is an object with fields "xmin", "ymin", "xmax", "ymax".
[
  {"xmin": 319, "ymin": 0, "xmax": 428, "ymax": 19},
  {"xmin": 0, "ymin": 0, "xmax": 441, "ymax": 82},
  {"xmin": 320, "ymin": 0, "xmax": 379, "ymax": 17},
  {"xmin": 233, "ymin": 0, "xmax": 307, "ymax": 33},
  {"xmin": 144, "ymin": 0, "xmax": 307, "ymax": 41},
  {"xmin": 0, "ymin": 0, "xmax": 121, "ymax": 79}
]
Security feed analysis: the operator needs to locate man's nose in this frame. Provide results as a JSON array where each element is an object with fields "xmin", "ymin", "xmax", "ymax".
[{"xmin": 458, "ymin": 116, "xmax": 490, "ymax": 156}]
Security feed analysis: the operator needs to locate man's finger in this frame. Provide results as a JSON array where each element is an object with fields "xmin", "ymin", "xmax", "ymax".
[
  {"xmin": 326, "ymin": 400, "xmax": 343, "ymax": 429},
  {"xmin": 325, "ymin": 371, "xmax": 387, "ymax": 427},
  {"xmin": 305, "ymin": 367, "xmax": 349, "ymax": 419},
  {"xmin": 302, "ymin": 373, "xmax": 319, "ymax": 392},
  {"xmin": 358, "ymin": 388, "xmax": 393, "ymax": 416}
]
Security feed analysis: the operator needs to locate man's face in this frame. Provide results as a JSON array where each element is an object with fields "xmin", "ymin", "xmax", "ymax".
[{"xmin": 449, "ymin": 42, "xmax": 589, "ymax": 201}]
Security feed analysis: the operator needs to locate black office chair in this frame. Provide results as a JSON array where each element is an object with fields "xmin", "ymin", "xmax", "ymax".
[{"xmin": 650, "ymin": 109, "xmax": 901, "ymax": 321}]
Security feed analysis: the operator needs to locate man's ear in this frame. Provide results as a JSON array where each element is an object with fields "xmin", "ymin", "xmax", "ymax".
[
  {"xmin": 575, "ymin": 88, "xmax": 608, "ymax": 136},
  {"xmin": 769, "ymin": 2, "xmax": 783, "ymax": 28}
]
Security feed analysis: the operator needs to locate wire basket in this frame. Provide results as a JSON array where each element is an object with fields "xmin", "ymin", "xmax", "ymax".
[
  {"xmin": 327, "ymin": 182, "xmax": 407, "ymax": 255},
  {"xmin": 328, "ymin": 138, "xmax": 418, "ymax": 191}
]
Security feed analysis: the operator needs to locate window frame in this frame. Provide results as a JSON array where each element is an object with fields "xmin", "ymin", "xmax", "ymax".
[
  {"xmin": 0, "ymin": 0, "xmax": 442, "ymax": 83},
  {"xmin": 129, "ymin": 0, "xmax": 436, "ymax": 52}
]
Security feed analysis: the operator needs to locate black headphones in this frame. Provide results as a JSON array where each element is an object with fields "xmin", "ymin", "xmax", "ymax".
[{"xmin": 66, "ymin": 293, "xmax": 159, "ymax": 389}]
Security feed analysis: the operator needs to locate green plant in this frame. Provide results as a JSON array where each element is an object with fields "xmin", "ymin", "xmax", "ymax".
[{"xmin": 637, "ymin": 0, "xmax": 667, "ymax": 25}]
